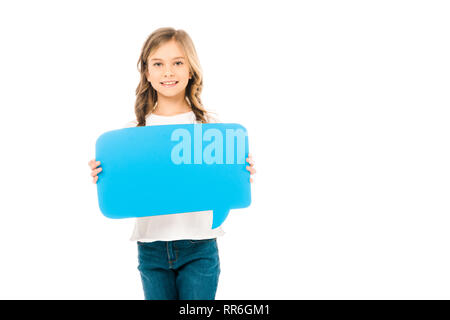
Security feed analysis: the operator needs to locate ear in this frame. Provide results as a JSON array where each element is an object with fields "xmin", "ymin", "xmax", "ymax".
[{"xmin": 145, "ymin": 70, "xmax": 150, "ymax": 82}]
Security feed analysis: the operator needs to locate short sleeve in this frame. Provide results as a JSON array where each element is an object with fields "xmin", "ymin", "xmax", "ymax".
[
  {"xmin": 123, "ymin": 120, "xmax": 138, "ymax": 128},
  {"xmin": 207, "ymin": 113, "xmax": 221, "ymax": 123}
]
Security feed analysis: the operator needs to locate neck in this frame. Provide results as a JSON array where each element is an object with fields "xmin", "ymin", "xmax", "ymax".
[{"xmin": 152, "ymin": 94, "xmax": 192, "ymax": 116}]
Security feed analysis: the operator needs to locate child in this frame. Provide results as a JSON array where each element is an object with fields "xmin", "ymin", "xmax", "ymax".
[{"xmin": 88, "ymin": 27, "xmax": 256, "ymax": 300}]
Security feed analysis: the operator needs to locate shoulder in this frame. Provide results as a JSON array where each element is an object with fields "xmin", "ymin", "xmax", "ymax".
[
  {"xmin": 123, "ymin": 119, "xmax": 138, "ymax": 128},
  {"xmin": 206, "ymin": 112, "xmax": 221, "ymax": 124}
]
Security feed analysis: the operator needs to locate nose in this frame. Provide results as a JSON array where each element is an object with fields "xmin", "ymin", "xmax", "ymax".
[{"xmin": 164, "ymin": 67, "xmax": 174, "ymax": 76}]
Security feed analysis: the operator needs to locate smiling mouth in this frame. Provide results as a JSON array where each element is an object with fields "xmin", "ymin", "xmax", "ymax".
[{"xmin": 160, "ymin": 81, "xmax": 179, "ymax": 87}]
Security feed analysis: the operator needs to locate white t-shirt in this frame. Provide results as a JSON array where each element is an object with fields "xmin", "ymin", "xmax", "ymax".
[{"xmin": 122, "ymin": 110, "xmax": 225, "ymax": 242}]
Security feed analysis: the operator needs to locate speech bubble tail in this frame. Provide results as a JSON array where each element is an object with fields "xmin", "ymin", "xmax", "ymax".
[{"xmin": 211, "ymin": 208, "xmax": 230, "ymax": 229}]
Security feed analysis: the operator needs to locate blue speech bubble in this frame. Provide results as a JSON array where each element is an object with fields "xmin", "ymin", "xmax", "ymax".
[{"xmin": 95, "ymin": 123, "xmax": 251, "ymax": 229}]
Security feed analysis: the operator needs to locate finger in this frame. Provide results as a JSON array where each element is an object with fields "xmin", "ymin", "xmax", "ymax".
[
  {"xmin": 90, "ymin": 161, "xmax": 101, "ymax": 170},
  {"xmin": 88, "ymin": 159, "xmax": 94, "ymax": 168},
  {"xmin": 89, "ymin": 159, "xmax": 98, "ymax": 169},
  {"xmin": 91, "ymin": 167, "xmax": 102, "ymax": 177},
  {"xmin": 250, "ymin": 177, "xmax": 254, "ymax": 183},
  {"xmin": 246, "ymin": 166, "xmax": 256, "ymax": 174},
  {"xmin": 93, "ymin": 176, "xmax": 98, "ymax": 184},
  {"xmin": 246, "ymin": 158, "xmax": 254, "ymax": 166}
]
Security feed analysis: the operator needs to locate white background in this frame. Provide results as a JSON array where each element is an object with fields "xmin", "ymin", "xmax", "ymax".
[{"xmin": 0, "ymin": 0, "xmax": 449, "ymax": 299}]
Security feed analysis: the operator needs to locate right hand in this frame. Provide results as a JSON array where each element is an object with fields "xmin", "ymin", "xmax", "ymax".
[{"xmin": 88, "ymin": 159, "xmax": 102, "ymax": 184}]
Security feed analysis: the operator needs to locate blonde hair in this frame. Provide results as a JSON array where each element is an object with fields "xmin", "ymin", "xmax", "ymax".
[{"xmin": 134, "ymin": 27, "xmax": 216, "ymax": 126}]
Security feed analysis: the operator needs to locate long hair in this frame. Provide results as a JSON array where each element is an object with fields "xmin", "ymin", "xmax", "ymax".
[{"xmin": 134, "ymin": 27, "xmax": 216, "ymax": 126}]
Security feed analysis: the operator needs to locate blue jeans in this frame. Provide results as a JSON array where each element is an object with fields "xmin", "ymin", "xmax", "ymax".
[{"xmin": 137, "ymin": 238, "xmax": 221, "ymax": 300}]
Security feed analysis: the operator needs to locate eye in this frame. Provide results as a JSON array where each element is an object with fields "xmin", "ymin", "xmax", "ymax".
[{"xmin": 153, "ymin": 61, "xmax": 183, "ymax": 67}]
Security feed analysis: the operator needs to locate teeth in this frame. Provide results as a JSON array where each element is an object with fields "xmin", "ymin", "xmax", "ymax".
[{"xmin": 162, "ymin": 81, "xmax": 177, "ymax": 84}]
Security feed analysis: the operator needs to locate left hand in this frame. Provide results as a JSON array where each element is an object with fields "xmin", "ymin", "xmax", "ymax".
[{"xmin": 246, "ymin": 153, "xmax": 256, "ymax": 183}]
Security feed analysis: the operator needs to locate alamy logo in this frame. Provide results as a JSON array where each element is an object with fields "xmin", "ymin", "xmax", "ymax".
[{"xmin": 170, "ymin": 124, "xmax": 247, "ymax": 165}]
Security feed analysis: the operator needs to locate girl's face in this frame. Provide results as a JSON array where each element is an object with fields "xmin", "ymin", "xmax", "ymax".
[{"xmin": 146, "ymin": 39, "xmax": 191, "ymax": 98}]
